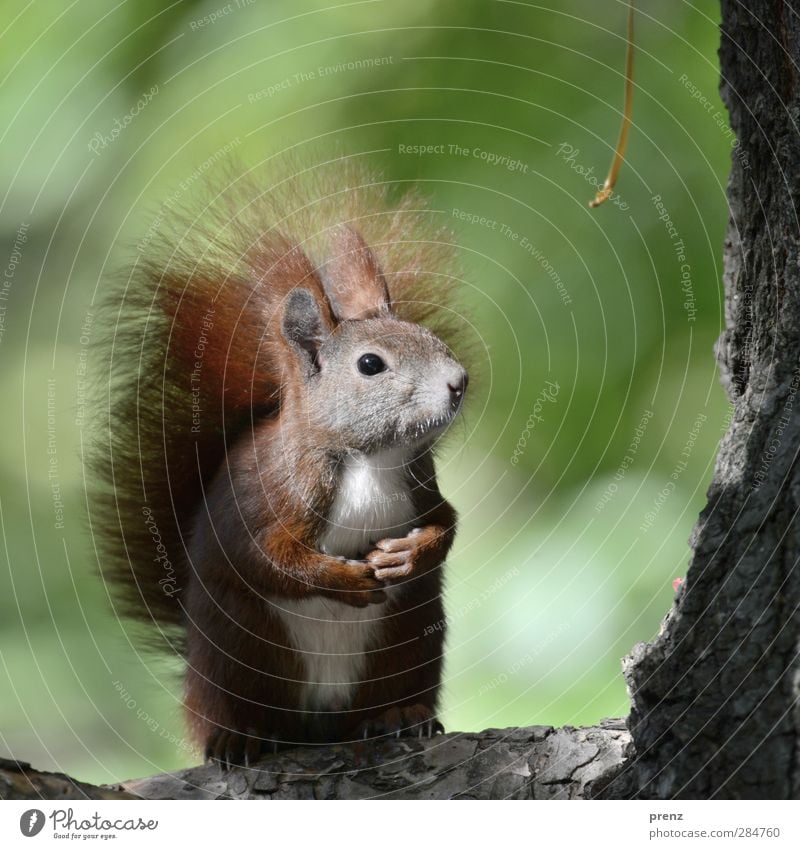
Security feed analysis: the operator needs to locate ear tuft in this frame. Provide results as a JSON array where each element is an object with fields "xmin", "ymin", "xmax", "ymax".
[
  {"xmin": 322, "ymin": 224, "xmax": 391, "ymax": 321},
  {"xmin": 281, "ymin": 288, "xmax": 328, "ymax": 373}
]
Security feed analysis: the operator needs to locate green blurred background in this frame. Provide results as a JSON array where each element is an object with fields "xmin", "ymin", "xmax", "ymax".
[{"xmin": 0, "ymin": 0, "xmax": 732, "ymax": 784}]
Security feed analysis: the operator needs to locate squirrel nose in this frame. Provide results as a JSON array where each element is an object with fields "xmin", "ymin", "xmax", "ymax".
[{"xmin": 447, "ymin": 369, "xmax": 469, "ymax": 401}]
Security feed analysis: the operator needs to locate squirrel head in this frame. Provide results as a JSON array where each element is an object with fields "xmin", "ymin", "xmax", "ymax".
[{"xmin": 279, "ymin": 226, "xmax": 467, "ymax": 455}]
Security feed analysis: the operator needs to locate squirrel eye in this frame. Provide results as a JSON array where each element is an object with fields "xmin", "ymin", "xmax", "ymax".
[{"xmin": 357, "ymin": 353, "xmax": 386, "ymax": 376}]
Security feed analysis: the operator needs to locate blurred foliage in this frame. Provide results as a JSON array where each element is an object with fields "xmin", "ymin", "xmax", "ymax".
[{"xmin": 0, "ymin": 0, "xmax": 731, "ymax": 784}]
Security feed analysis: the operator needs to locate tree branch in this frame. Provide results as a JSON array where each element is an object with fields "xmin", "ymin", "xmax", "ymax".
[
  {"xmin": 2, "ymin": 722, "xmax": 632, "ymax": 801},
  {"xmin": 0, "ymin": 758, "xmax": 135, "ymax": 801}
]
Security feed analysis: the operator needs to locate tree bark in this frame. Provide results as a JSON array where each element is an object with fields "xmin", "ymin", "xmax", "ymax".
[
  {"xmin": 4, "ymin": 1, "xmax": 798, "ymax": 802},
  {"xmin": 621, "ymin": 0, "xmax": 800, "ymax": 799},
  {"xmin": 1, "ymin": 722, "xmax": 632, "ymax": 801},
  {"xmin": 0, "ymin": 758, "xmax": 135, "ymax": 800}
]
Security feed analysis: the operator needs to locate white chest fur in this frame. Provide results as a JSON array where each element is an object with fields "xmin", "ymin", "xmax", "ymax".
[
  {"xmin": 274, "ymin": 450, "xmax": 417, "ymax": 713},
  {"xmin": 320, "ymin": 449, "xmax": 417, "ymax": 559}
]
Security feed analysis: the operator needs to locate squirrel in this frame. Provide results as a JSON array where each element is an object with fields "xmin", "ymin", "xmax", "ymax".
[{"xmin": 92, "ymin": 162, "xmax": 468, "ymax": 767}]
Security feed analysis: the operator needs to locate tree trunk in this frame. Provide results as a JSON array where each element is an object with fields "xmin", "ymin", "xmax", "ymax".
[
  {"xmin": 4, "ymin": 1, "xmax": 798, "ymax": 802},
  {"xmin": 621, "ymin": 0, "xmax": 800, "ymax": 799}
]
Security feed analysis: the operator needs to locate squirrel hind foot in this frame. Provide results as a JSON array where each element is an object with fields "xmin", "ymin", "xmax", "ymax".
[
  {"xmin": 204, "ymin": 727, "xmax": 286, "ymax": 771},
  {"xmin": 352, "ymin": 704, "xmax": 444, "ymax": 743}
]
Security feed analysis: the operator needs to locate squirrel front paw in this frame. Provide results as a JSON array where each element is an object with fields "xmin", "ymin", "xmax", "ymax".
[
  {"xmin": 365, "ymin": 527, "xmax": 433, "ymax": 581},
  {"xmin": 319, "ymin": 560, "xmax": 388, "ymax": 607}
]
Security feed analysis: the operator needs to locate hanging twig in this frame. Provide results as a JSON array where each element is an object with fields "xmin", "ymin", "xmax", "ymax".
[{"xmin": 590, "ymin": 1, "xmax": 636, "ymax": 208}]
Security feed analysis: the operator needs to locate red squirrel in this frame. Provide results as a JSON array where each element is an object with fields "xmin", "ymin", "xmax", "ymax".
[{"xmin": 93, "ymin": 165, "xmax": 467, "ymax": 767}]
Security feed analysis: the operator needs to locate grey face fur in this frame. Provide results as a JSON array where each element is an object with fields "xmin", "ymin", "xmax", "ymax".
[{"xmin": 282, "ymin": 290, "xmax": 467, "ymax": 455}]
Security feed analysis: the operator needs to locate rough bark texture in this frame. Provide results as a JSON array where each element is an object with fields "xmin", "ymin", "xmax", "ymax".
[
  {"xmin": 4, "ymin": 2, "xmax": 798, "ymax": 802},
  {"xmin": 0, "ymin": 723, "xmax": 631, "ymax": 800},
  {"xmin": 0, "ymin": 758, "xmax": 135, "ymax": 801},
  {"xmin": 620, "ymin": 0, "xmax": 800, "ymax": 799}
]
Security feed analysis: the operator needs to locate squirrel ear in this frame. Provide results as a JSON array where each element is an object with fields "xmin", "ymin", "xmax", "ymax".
[
  {"xmin": 322, "ymin": 225, "xmax": 391, "ymax": 321},
  {"xmin": 281, "ymin": 288, "xmax": 329, "ymax": 373}
]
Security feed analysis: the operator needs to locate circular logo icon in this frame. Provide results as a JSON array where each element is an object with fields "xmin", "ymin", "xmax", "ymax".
[{"xmin": 19, "ymin": 809, "xmax": 45, "ymax": 837}]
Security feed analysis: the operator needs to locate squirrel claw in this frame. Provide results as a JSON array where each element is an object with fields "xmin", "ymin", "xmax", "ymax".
[
  {"xmin": 424, "ymin": 718, "xmax": 444, "ymax": 738},
  {"xmin": 205, "ymin": 727, "xmax": 283, "ymax": 770},
  {"xmin": 353, "ymin": 704, "xmax": 442, "ymax": 742}
]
